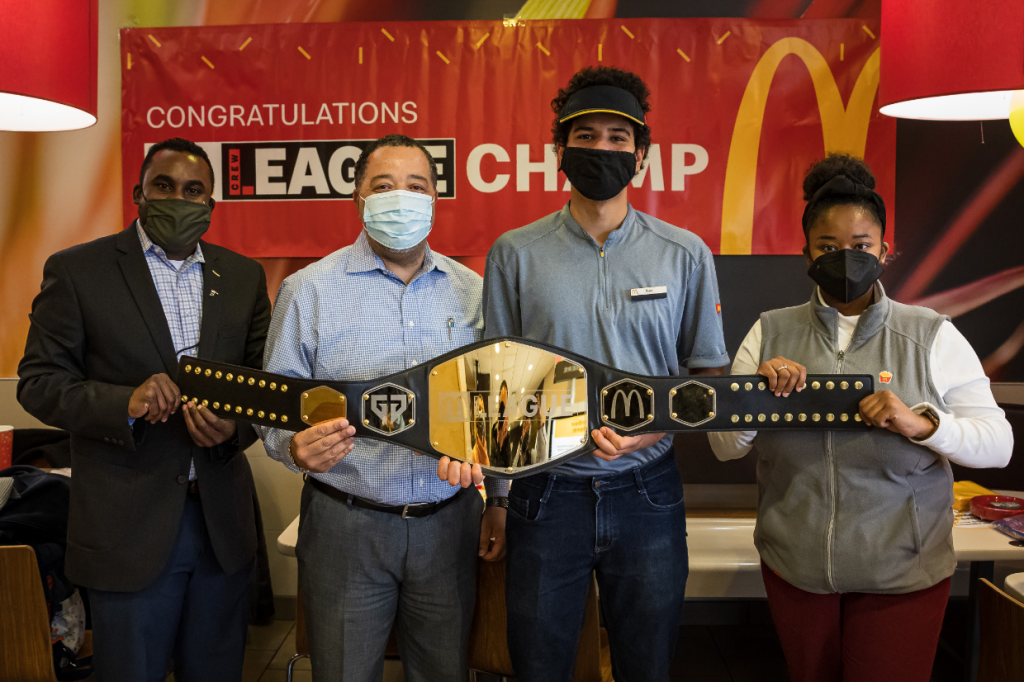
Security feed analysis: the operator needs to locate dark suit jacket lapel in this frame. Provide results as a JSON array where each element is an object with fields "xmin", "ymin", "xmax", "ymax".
[
  {"xmin": 117, "ymin": 223, "xmax": 179, "ymax": 375},
  {"xmin": 197, "ymin": 242, "xmax": 221, "ymax": 361}
]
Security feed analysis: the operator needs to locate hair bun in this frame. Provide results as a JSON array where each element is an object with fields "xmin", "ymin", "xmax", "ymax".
[{"xmin": 802, "ymin": 153, "xmax": 876, "ymax": 201}]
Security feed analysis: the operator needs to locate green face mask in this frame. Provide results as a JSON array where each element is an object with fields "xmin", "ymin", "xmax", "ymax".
[{"xmin": 142, "ymin": 197, "xmax": 212, "ymax": 253}]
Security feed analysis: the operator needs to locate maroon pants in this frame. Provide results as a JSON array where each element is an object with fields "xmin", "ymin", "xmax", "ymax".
[{"xmin": 760, "ymin": 562, "xmax": 951, "ymax": 682}]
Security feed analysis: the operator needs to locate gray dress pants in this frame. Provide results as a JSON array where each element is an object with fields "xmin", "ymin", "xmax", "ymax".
[{"xmin": 297, "ymin": 482, "xmax": 483, "ymax": 682}]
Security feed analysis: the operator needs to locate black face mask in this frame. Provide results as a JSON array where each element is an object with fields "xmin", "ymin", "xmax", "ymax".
[
  {"xmin": 559, "ymin": 147, "xmax": 636, "ymax": 201},
  {"xmin": 808, "ymin": 249, "xmax": 885, "ymax": 304}
]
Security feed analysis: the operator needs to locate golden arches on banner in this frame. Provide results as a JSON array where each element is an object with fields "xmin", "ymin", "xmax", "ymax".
[{"xmin": 720, "ymin": 40, "xmax": 881, "ymax": 255}]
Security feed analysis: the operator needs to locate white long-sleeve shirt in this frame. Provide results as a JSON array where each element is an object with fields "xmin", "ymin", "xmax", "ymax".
[{"xmin": 709, "ymin": 290, "xmax": 1013, "ymax": 469}]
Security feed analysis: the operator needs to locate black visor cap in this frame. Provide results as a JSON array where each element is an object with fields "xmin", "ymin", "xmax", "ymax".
[{"xmin": 558, "ymin": 85, "xmax": 646, "ymax": 126}]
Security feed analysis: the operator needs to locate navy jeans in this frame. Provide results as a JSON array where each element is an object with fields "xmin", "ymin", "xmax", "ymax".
[
  {"xmin": 505, "ymin": 452, "xmax": 689, "ymax": 682},
  {"xmin": 89, "ymin": 495, "xmax": 252, "ymax": 682}
]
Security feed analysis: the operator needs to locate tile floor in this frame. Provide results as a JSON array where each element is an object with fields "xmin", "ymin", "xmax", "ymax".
[
  {"xmin": 238, "ymin": 619, "xmax": 407, "ymax": 682},
  {"xmin": 83, "ymin": 599, "xmax": 967, "ymax": 681},
  {"xmin": 217, "ymin": 617, "xmax": 962, "ymax": 682},
  {"xmin": 155, "ymin": 619, "xmax": 404, "ymax": 682}
]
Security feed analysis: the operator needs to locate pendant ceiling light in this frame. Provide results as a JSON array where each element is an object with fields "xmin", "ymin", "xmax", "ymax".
[
  {"xmin": 0, "ymin": 0, "xmax": 98, "ymax": 131},
  {"xmin": 879, "ymin": 0, "xmax": 1023, "ymax": 132}
]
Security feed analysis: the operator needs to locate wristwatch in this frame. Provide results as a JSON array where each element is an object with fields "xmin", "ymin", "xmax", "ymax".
[
  {"xmin": 486, "ymin": 496, "xmax": 509, "ymax": 509},
  {"xmin": 918, "ymin": 407, "xmax": 941, "ymax": 439}
]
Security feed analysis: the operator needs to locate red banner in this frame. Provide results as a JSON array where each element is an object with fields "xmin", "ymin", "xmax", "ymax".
[{"xmin": 120, "ymin": 18, "xmax": 894, "ymax": 257}]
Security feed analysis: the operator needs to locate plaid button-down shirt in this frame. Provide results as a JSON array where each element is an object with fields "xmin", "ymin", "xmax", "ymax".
[
  {"xmin": 260, "ymin": 232, "xmax": 486, "ymax": 505},
  {"xmin": 136, "ymin": 221, "xmax": 204, "ymax": 479}
]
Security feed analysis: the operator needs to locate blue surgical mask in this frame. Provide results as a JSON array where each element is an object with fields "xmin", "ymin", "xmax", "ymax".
[{"xmin": 359, "ymin": 190, "xmax": 434, "ymax": 251}]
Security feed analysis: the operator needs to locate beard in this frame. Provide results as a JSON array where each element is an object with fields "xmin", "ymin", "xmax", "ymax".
[
  {"xmin": 364, "ymin": 231, "xmax": 429, "ymax": 266},
  {"xmin": 379, "ymin": 239, "xmax": 424, "ymax": 255}
]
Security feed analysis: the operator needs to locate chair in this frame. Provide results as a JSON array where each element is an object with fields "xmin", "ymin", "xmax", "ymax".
[
  {"xmin": 466, "ymin": 560, "xmax": 608, "ymax": 682},
  {"xmin": 976, "ymin": 578, "xmax": 1024, "ymax": 682},
  {"xmin": 287, "ymin": 587, "xmax": 307, "ymax": 682},
  {"xmin": 288, "ymin": 560, "xmax": 608, "ymax": 682},
  {"xmin": 0, "ymin": 545, "xmax": 92, "ymax": 682}
]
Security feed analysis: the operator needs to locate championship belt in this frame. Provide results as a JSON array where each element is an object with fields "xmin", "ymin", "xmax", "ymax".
[{"xmin": 175, "ymin": 337, "xmax": 873, "ymax": 479}]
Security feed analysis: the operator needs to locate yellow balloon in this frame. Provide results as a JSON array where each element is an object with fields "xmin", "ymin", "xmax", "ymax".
[{"xmin": 1011, "ymin": 91, "xmax": 1024, "ymax": 148}]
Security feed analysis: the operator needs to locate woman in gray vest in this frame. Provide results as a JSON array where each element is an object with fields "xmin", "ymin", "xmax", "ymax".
[{"xmin": 710, "ymin": 154, "xmax": 1013, "ymax": 682}]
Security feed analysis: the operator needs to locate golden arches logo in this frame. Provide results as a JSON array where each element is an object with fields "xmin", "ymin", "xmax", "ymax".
[{"xmin": 720, "ymin": 39, "xmax": 881, "ymax": 255}]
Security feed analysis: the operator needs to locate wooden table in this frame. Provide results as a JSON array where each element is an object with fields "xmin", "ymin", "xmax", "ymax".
[{"xmin": 277, "ymin": 515, "xmax": 300, "ymax": 558}]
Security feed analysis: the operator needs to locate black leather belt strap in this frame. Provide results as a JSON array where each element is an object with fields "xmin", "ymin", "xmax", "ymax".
[
  {"xmin": 308, "ymin": 476, "xmax": 465, "ymax": 518},
  {"xmin": 175, "ymin": 359, "xmax": 321, "ymax": 429}
]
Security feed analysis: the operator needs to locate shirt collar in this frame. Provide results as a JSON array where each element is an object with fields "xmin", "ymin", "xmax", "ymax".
[
  {"xmin": 558, "ymin": 201, "xmax": 637, "ymax": 247},
  {"xmin": 809, "ymin": 283, "xmax": 890, "ymax": 345},
  {"xmin": 346, "ymin": 230, "xmax": 447, "ymax": 277},
  {"xmin": 136, "ymin": 220, "xmax": 205, "ymax": 265}
]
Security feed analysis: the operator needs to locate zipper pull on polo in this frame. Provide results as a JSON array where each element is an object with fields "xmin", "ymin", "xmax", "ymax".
[{"xmin": 600, "ymin": 248, "xmax": 605, "ymax": 258}]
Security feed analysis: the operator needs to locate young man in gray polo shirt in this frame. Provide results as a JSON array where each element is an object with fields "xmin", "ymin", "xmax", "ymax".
[{"xmin": 447, "ymin": 67, "xmax": 730, "ymax": 680}]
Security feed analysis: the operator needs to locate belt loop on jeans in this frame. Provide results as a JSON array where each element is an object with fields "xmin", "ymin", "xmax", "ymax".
[
  {"xmin": 633, "ymin": 467, "xmax": 647, "ymax": 495},
  {"xmin": 540, "ymin": 475, "xmax": 556, "ymax": 503}
]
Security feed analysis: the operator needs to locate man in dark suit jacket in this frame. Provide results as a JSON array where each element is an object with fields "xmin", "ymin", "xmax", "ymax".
[{"xmin": 18, "ymin": 137, "xmax": 272, "ymax": 682}]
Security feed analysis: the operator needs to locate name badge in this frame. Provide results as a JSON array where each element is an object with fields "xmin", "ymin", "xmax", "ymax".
[{"xmin": 630, "ymin": 286, "xmax": 667, "ymax": 301}]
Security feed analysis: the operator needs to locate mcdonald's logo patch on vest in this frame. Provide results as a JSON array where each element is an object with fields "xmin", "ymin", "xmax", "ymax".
[{"xmin": 879, "ymin": 371, "xmax": 893, "ymax": 384}]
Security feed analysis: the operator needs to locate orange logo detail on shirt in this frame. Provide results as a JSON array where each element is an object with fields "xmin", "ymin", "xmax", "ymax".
[
  {"xmin": 879, "ymin": 371, "xmax": 893, "ymax": 384},
  {"xmin": 716, "ymin": 303, "xmax": 721, "ymax": 314}
]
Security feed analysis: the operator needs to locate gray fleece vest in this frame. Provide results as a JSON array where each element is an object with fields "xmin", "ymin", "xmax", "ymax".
[{"xmin": 754, "ymin": 286, "xmax": 954, "ymax": 595}]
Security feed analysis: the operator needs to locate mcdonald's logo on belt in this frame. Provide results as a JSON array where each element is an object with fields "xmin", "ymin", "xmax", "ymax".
[
  {"xmin": 611, "ymin": 388, "xmax": 645, "ymax": 419},
  {"xmin": 601, "ymin": 379, "xmax": 654, "ymax": 432}
]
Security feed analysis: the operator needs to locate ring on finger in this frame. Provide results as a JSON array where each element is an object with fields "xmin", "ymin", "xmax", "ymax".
[{"xmin": 777, "ymin": 365, "xmax": 789, "ymax": 371}]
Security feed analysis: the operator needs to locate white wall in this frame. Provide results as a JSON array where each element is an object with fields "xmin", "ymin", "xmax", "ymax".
[
  {"xmin": 247, "ymin": 441, "xmax": 302, "ymax": 597},
  {"xmin": 0, "ymin": 379, "xmax": 46, "ymax": 428}
]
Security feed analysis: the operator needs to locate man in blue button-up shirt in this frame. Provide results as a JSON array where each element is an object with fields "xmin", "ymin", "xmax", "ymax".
[{"xmin": 260, "ymin": 135, "xmax": 504, "ymax": 682}]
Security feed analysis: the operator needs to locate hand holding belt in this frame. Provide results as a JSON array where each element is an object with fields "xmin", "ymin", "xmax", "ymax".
[{"xmin": 175, "ymin": 337, "xmax": 872, "ymax": 479}]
